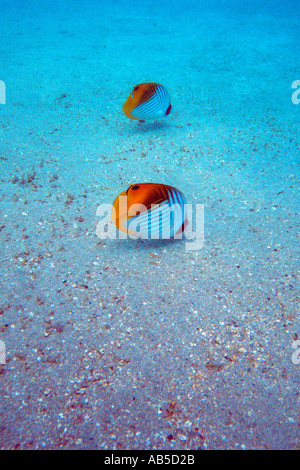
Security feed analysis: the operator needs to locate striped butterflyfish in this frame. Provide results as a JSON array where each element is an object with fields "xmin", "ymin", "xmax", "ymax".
[
  {"xmin": 112, "ymin": 183, "xmax": 187, "ymax": 239},
  {"xmin": 122, "ymin": 83, "xmax": 171, "ymax": 122}
]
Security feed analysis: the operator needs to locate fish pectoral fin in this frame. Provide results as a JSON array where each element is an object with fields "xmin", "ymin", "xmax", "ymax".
[{"xmin": 123, "ymin": 95, "xmax": 136, "ymax": 119}]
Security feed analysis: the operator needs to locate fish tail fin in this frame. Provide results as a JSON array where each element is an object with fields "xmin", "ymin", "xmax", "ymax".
[{"xmin": 176, "ymin": 217, "xmax": 188, "ymax": 235}]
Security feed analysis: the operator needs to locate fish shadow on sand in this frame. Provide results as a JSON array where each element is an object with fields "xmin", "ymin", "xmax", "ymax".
[
  {"xmin": 111, "ymin": 236, "xmax": 185, "ymax": 253},
  {"xmin": 129, "ymin": 120, "xmax": 172, "ymax": 134}
]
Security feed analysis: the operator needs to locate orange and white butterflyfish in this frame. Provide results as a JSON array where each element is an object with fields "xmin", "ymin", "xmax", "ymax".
[
  {"xmin": 112, "ymin": 183, "xmax": 187, "ymax": 239},
  {"xmin": 122, "ymin": 83, "xmax": 172, "ymax": 122}
]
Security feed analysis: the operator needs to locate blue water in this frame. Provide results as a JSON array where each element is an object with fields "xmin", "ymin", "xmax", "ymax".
[{"xmin": 0, "ymin": 0, "xmax": 299, "ymax": 450}]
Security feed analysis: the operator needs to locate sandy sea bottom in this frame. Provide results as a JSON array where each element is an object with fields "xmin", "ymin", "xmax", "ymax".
[{"xmin": 0, "ymin": 0, "xmax": 299, "ymax": 450}]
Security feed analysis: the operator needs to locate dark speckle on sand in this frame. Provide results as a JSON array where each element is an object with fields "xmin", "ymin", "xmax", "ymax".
[{"xmin": 0, "ymin": 0, "xmax": 299, "ymax": 451}]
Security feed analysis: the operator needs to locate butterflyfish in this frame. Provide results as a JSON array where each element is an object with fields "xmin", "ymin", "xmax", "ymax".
[
  {"xmin": 122, "ymin": 83, "xmax": 171, "ymax": 122},
  {"xmin": 112, "ymin": 183, "xmax": 187, "ymax": 239}
]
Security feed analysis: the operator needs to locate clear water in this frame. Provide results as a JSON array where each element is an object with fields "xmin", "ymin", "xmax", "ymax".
[{"xmin": 0, "ymin": 0, "xmax": 299, "ymax": 450}]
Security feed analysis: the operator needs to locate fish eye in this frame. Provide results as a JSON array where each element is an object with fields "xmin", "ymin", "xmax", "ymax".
[
  {"xmin": 133, "ymin": 86, "xmax": 140, "ymax": 91},
  {"xmin": 131, "ymin": 185, "xmax": 140, "ymax": 190}
]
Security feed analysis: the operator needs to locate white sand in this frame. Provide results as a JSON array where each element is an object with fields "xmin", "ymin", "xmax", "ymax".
[{"xmin": 0, "ymin": 0, "xmax": 299, "ymax": 450}]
